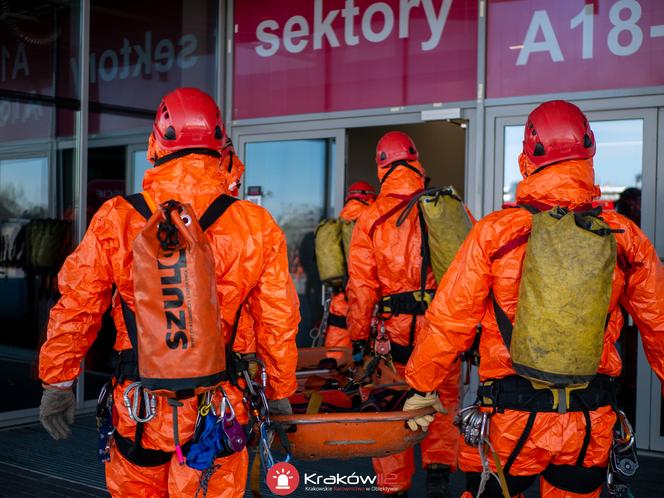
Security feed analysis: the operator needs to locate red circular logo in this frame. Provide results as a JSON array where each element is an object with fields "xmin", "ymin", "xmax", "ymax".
[{"xmin": 266, "ymin": 462, "xmax": 300, "ymax": 496}]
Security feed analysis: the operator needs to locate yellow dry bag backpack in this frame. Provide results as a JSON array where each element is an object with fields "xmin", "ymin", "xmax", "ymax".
[
  {"xmin": 396, "ymin": 186, "xmax": 473, "ymax": 283},
  {"xmin": 340, "ymin": 219, "xmax": 356, "ymax": 266},
  {"xmin": 494, "ymin": 206, "xmax": 621, "ymax": 387},
  {"xmin": 314, "ymin": 219, "xmax": 346, "ymax": 286}
]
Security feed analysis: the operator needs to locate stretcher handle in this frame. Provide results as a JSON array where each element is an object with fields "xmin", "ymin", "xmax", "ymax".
[{"xmin": 272, "ymin": 407, "xmax": 436, "ymax": 425}]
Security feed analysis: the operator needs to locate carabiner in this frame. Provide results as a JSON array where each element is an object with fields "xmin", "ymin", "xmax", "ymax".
[
  {"xmin": 219, "ymin": 389, "xmax": 237, "ymax": 423},
  {"xmin": 259, "ymin": 421, "xmax": 291, "ymax": 470},
  {"xmin": 258, "ymin": 388, "xmax": 271, "ymax": 425},
  {"xmin": 614, "ymin": 410, "xmax": 635, "ymax": 451},
  {"xmin": 123, "ymin": 382, "xmax": 157, "ymax": 423},
  {"xmin": 199, "ymin": 391, "xmax": 214, "ymax": 417},
  {"xmin": 259, "ymin": 421, "xmax": 276, "ymax": 469}
]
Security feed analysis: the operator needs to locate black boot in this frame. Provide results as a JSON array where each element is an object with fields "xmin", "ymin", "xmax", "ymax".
[{"xmin": 426, "ymin": 464, "xmax": 451, "ymax": 498}]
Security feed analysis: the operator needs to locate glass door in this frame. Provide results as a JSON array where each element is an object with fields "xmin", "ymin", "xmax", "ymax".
[{"xmin": 238, "ymin": 130, "xmax": 345, "ymax": 346}]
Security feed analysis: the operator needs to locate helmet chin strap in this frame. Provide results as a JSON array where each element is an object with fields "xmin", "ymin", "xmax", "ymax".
[{"xmin": 379, "ymin": 160, "xmax": 423, "ymax": 185}]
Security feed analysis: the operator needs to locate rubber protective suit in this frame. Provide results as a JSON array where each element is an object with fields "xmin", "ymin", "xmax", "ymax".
[
  {"xmin": 325, "ymin": 187, "xmax": 376, "ymax": 352},
  {"xmin": 39, "ymin": 114, "xmax": 299, "ymax": 497},
  {"xmin": 220, "ymin": 144, "xmax": 245, "ymax": 198},
  {"xmin": 347, "ymin": 142, "xmax": 462, "ymax": 493},
  {"xmin": 218, "ymin": 142, "xmax": 261, "ymax": 357},
  {"xmin": 405, "ymin": 103, "xmax": 664, "ymax": 498}
]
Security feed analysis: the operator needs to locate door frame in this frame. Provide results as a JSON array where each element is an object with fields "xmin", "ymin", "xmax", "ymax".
[{"xmin": 650, "ymin": 107, "xmax": 664, "ymax": 452}]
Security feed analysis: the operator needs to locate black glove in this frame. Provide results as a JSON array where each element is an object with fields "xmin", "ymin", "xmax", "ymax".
[{"xmin": 40, "ymin": 387, "xmax": 76, "ymax": 440}]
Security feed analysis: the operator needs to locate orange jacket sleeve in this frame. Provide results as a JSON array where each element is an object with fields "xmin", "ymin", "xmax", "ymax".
[
  {"xmin": 246, "ymin": 209, "xmax": 300, "ymax": 400},
  {"xmin": 616, "ymin": 218, "xmax": 664, "ymax": 390},
  {"xmin": 346, "ymin": 212, "xmax": 380, "ymax": 342},
  {"xmin": 404, "ymin": 217, "xmax": 495, "ymax": 392},
  {"xmin": 39, "ymin": 201, "xmax": 116, "ymax": 385}
]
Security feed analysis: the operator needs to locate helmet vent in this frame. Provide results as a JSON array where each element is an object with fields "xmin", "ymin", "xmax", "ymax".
[
  {"xmin": 408, "ymin": 147, "xmax": 415, "ymax": 154},
  {"xmin": 533, "ymin": 142, "xmax": 545, "ymax": 156},
  {"xmin": 215, "ymin": 126, "xmax": 223, "ymax": 139},
  {"xmin": 380, "ymin": 152, "xmax": 387, "ymax": 161},
  {"xmin": 583, "ymin": 134, "xmax": 593, "ymax": 148},
  {"xmin": 164, "ymin": 126, "xmax": 177, "ymax": 140}
]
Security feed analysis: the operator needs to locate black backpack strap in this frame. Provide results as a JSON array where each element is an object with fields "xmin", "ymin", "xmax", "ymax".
[
  {"xmin": 491, "ymin": 292, "xmax": 513, "ymax": 350},
  {"xmin": 120, "ymin": 296, "xmax": 139, "ymax": 352},
  {"xmin": 199, "ymin": 194, "xmax": 238, "ymax": 231},
  {"xmin": 123, "ymin": 193, "xmax": 153, "ymax": 221},
  {"xmin": 226, "ymin": 305, "xmax": 245, "ymax": 386}
]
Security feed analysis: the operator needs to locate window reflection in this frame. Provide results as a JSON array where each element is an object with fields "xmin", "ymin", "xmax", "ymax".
[
  {"xmin": 0, "ymin": 156, "xmax": 74, "ymax": 413},
  {"xmin": 244, "ymin": 139, "xmax": 331, "ymax": 344},
  {"xmin": 0, "ymin": 158, "xmax": 48, "ymax": 219},
  {"xmin": 131, "ymin": 150, "xmax": 152, "ymax": 194}
]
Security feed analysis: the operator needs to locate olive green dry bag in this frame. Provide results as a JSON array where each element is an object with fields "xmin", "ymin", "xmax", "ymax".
[
  {"xmin": 509, "ymin": 207, "xmax": 618, "ymax": 387},
  {"xmin": 315, "ymin": 219, "xmax": 346, "ymax": 286},
  {"xmin": 341, "ymin": 219, "xmax": 356, "ymax": 266},
  {"xmin": 397, "ymin": 187, "xmax": 472, "ymax": 283},
  {"xmin": 420, "ymin": 187, "xmax": 473, "ymax": 282}
]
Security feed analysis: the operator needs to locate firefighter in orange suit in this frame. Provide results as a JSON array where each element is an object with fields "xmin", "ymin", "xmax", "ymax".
[
  {"xmin": 404, "ymin": 100, "xmax": 664, "ymax": 498},
  {"xmin": 324, "ymin": 181, "xmax": 376, "ymax": 352},
  {"xmin": 347, "ymin": 132, "xmax": 462, "ymax": 498},
  {"xmin": 38, "ymin": 88, "xmax": 300, "ymax": 498}
]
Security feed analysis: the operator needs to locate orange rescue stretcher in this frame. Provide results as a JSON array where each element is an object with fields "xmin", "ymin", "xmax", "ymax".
[
  {"xmin": 277, "ymin": 346, "xmax": 422, "ymax": 460},
  {"xmin": 272, "ymin": 408, "xmax": 434, "ymax": 460}
]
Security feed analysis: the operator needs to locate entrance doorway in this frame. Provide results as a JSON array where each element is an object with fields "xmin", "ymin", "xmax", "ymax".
[{"xmin": 346, "ymin": 121, "xmax": 468, "ymax": 199}]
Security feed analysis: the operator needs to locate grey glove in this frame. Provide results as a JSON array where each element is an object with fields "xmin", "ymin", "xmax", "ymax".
[
  {"xmin": 40, "ymin": 388, "xmax": 75, "ymax": 440},
  {"xmin": 268, "ymin": 398, "xmax": 293, "ymax": 416}
]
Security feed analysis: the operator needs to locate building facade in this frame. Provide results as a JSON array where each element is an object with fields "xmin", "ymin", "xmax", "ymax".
[{"xmin": 1, "ymin": 0, "xmax": 662, "ymax": 453}]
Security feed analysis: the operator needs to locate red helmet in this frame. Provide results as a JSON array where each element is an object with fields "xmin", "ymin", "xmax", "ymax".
[
  {"xmin": 376, "ymin": 131, "xmax": 418, "ymax": 168},
  {"xmin": 523, "ymin": 100, "xmax": 595, "ymax": 170},
  {"xmin": 345, "ymin": 181, "xmax": 376, "ymax": 203},
  {"xmin": 153, "ymin": 87, "xmax": 227, "ymax": 154}
]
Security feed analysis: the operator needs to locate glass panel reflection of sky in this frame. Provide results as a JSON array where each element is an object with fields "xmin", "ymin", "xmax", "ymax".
[
  {"xmin": 132, "ymin": 150, "xmax": 152, "ymax": 194},
  {"xmin": 503, "ymin": 120, "xmax": 643, "ymax": 204},
  {"xmin": 245, "ymin": 139, "xmax": 330, "ymax": 341},
  {"xmin": 245, "ymin": 139, "xmax": 327, "ymax": 248},
  {"xmin": 0, "ymin": 158, "xmax": 48, "ymax": 219}
]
